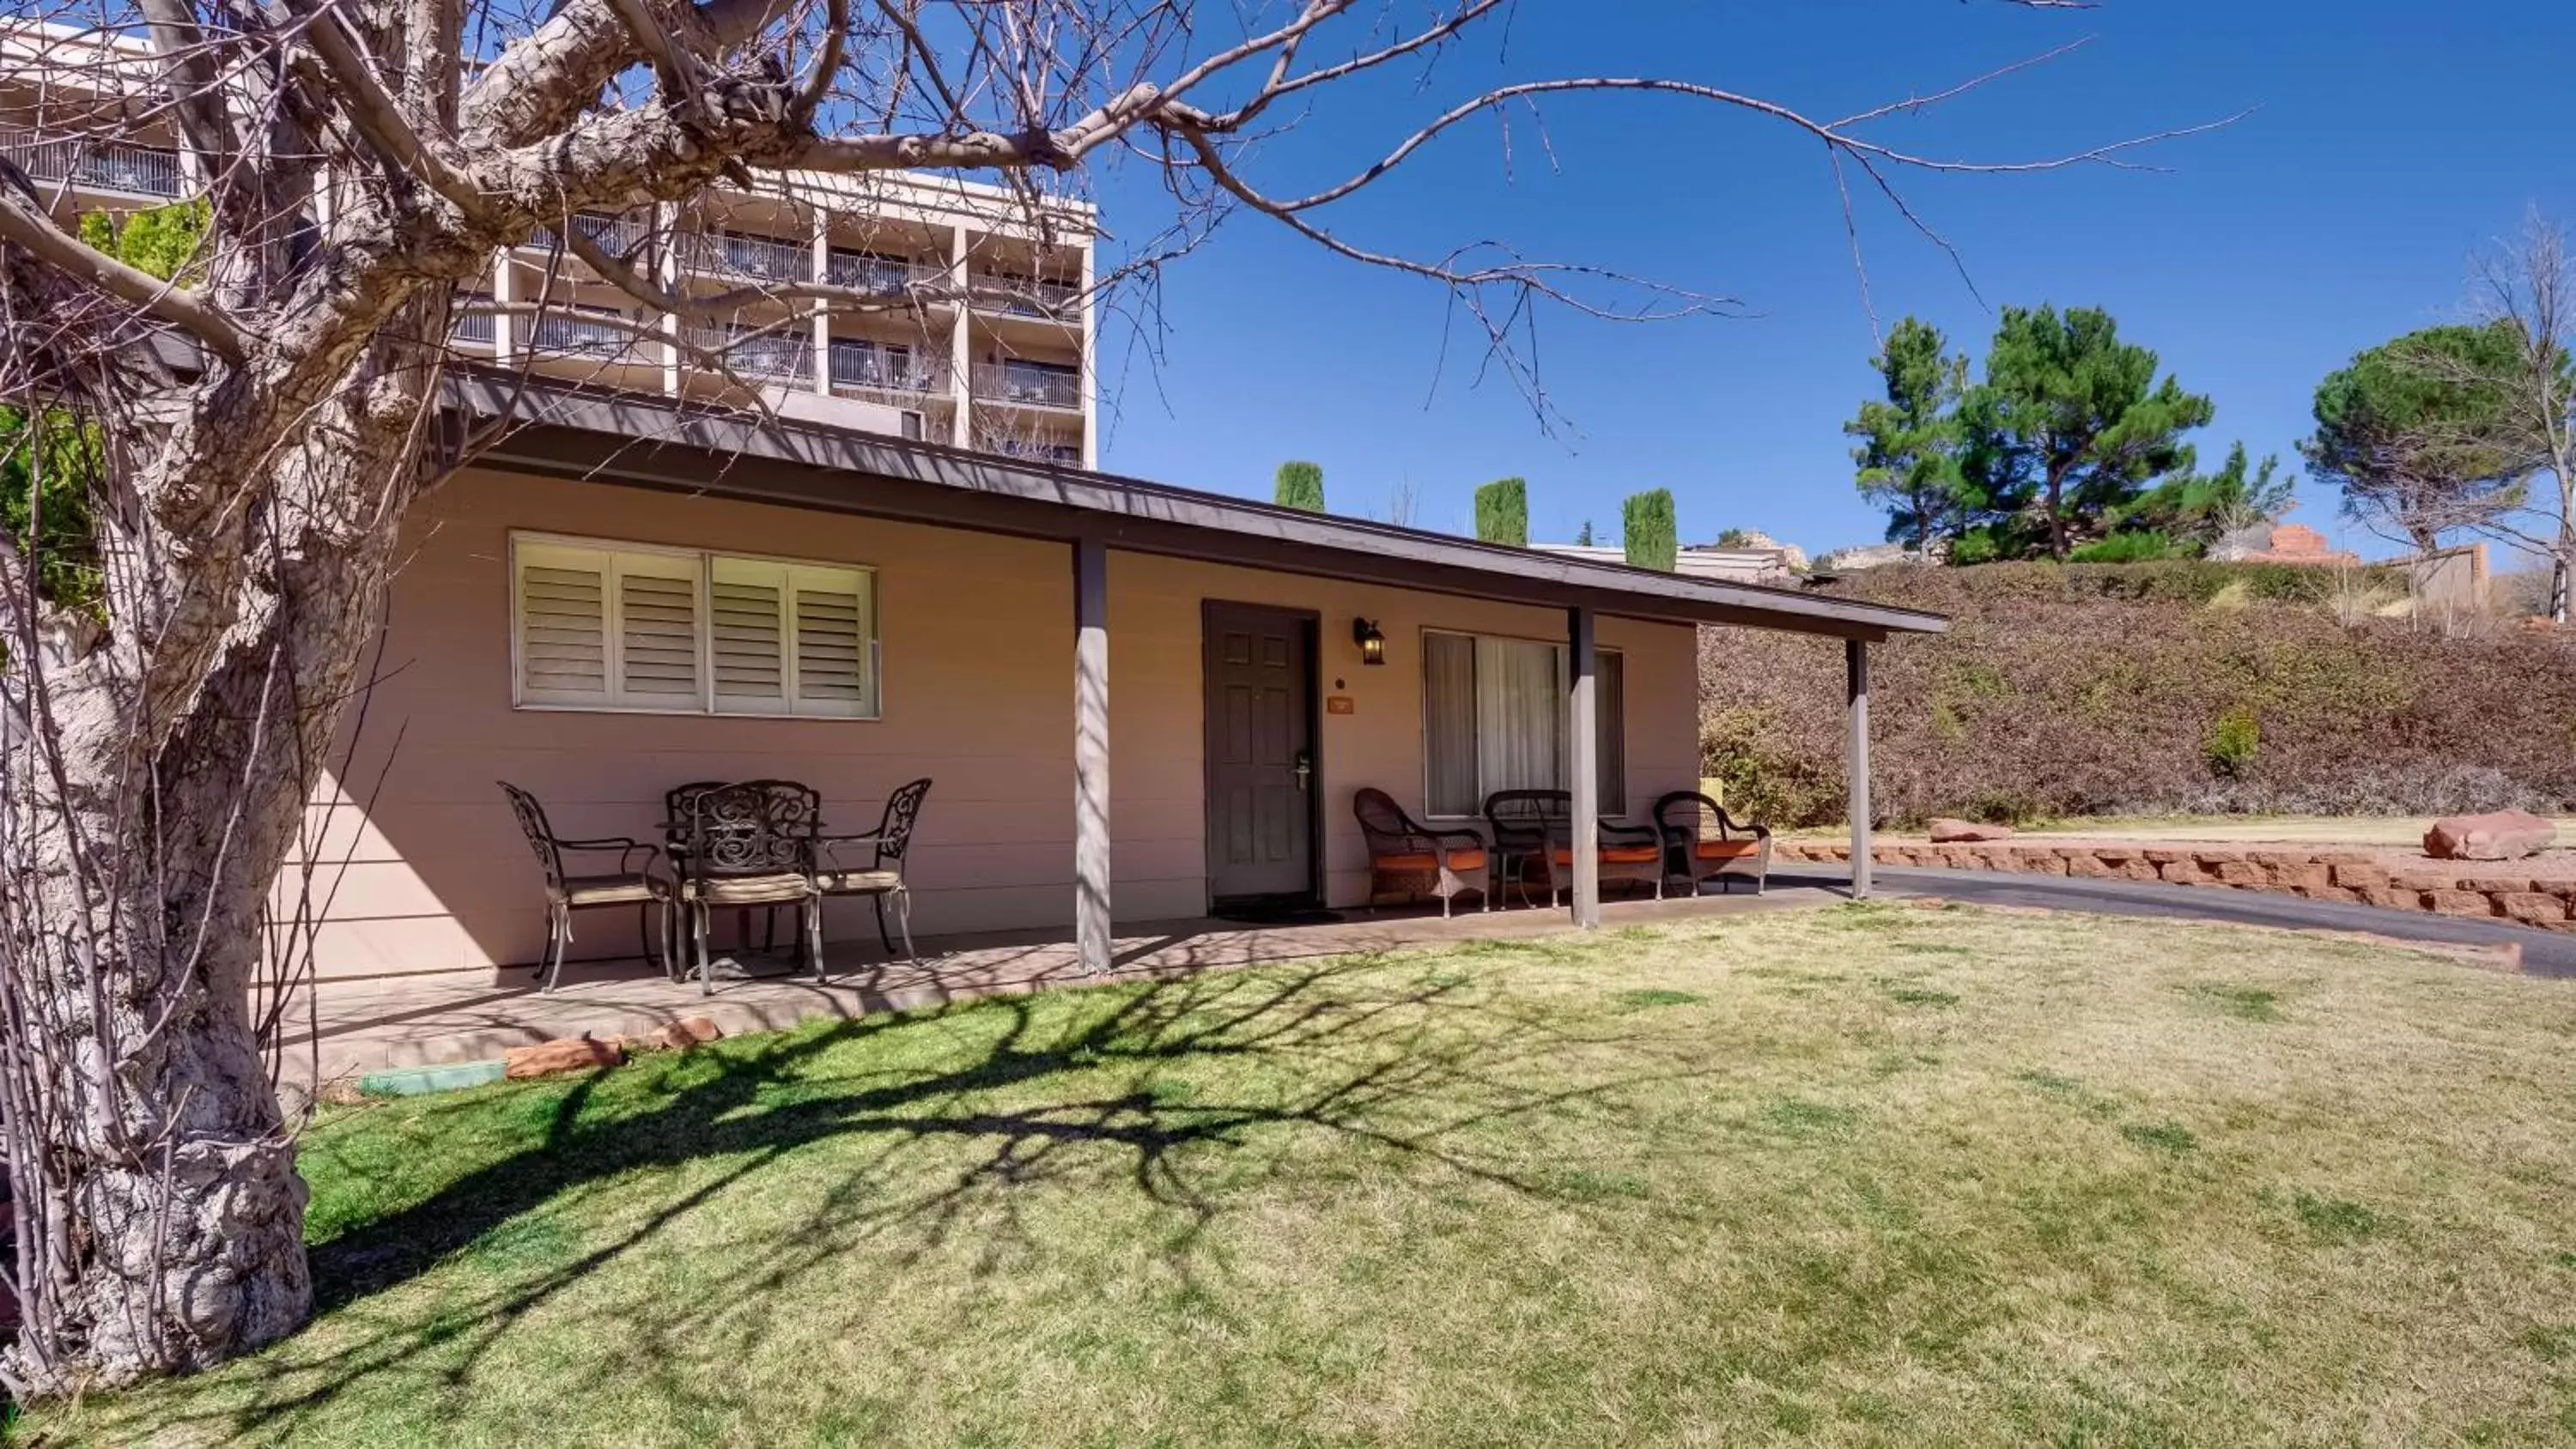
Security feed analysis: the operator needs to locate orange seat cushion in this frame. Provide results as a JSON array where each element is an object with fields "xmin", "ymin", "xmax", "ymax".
[
  {"xmin": 1376, "ymin": 849, "xmax": 1487, "ymax": 873},
  {"xmin": 1552, "ymin": 846, "xmax": 1662, "ymax": 866},
  {"xmin": 1694, "ymin": 839, "xmax": 1764, "ymax": 860}
]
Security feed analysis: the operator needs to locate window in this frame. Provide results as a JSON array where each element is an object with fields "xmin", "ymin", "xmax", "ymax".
[
  {"xmin": 1422, "ymin": 631, "xmax": 1624, "ymax": 817},
  {"xmin": 512, "ymin": 535, "xmax": 878, "ymax": 718}
]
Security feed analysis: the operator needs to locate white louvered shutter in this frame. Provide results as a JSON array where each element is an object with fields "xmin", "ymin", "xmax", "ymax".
[
  {"xmin": 516, "ymin": 543, "xmax": 612, "ymax": 706},
  {"xmin": 613, "ymin": 552, "xmax": 704, "ymax": 704},
  {"xmin": 709, "ymin": 558, "xmax": 788, "ymax": 715},
  {"xmin": 788, "ymin": 565, "xmax": 874, "ymax": 717}
]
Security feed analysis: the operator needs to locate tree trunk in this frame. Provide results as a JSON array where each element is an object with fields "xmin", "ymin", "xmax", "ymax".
[
  {"xmin": 0, "ymin": 324, "xmax": 439, "ymax": 1391},
  {"xmin": 2045, "ymin": 467, "xmax": 2069, "ymax": 560}
]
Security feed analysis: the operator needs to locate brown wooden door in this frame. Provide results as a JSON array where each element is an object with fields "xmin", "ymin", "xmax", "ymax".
[{"xmin": 1203, "ymin": 603, "xmax": 1317, "ymax": 903}]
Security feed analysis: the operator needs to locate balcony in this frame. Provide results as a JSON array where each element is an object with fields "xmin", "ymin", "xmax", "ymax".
[
  {"xmin": 824, "ymin": 250, "xmax": 945, "ymax": 299},
  {"xmin": 684, "ymin": 324, "xmax": 811, "ymax": 384},
  {"xmin": 0, "ymin": 126, "xmax": 183, "ymax": 198},
  {"xmin": 828, "ymin": 340, "xmax": 946, "ymax": 397},
  {"xmin": 980, "ymin": 435, "xmax": 1083, "ymax": 465},
  {"xmin": 450, "ymin": 298, "xmax": 496, "ymax": 348},
  {"xmin": 677, "ymin": 229, "xmax": 809, "ymax": 285},
  {"xmin": 967, "ymin": 273, "xmax": 1078, "ymax": 321},
  {"xmin": 526, "ymin": 212, "xmax": 653, "ymax": 262},
  {"xmin": 525, "ymin": 308, "xmax": 654, "ymax": 366},
  {"xmin": 973, "ymin": 361, "xmax": 1081, "ymax": 412}
]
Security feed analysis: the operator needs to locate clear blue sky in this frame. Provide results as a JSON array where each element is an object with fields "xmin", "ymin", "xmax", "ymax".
[{"xmin": 1084, "ymin": 0, "xmax": 2576, "ymax": 561}]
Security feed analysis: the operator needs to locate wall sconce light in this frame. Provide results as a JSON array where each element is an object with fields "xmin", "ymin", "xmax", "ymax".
[{"xmin": 1352, "ymin": 617, "xmax": 1387, "ymax": 667}]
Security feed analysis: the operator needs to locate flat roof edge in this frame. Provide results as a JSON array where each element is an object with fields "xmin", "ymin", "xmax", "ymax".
[{"xmin": 443, "ymin": 371, "xmax": 1949, "ymax": 639}]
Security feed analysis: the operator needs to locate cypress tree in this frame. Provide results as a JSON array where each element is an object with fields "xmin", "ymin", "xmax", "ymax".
[
  {"xmin": 1473, "ymin": 476, "xmax": 1528, "ymax": 545},
  {"xmin": 1274, "ymin": 460, "xmax": 1325, "ymax": 512},
  {"xmin": 1622, "ymin": 489, "xmax": 1678, "ymax": 571}
]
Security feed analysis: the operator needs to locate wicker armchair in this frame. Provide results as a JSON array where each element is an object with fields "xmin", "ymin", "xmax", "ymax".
[
  {"xmin": 676, "ymin": 779, "xmax": 824, "ymax": 993},
  {"xmin": 811, "ymin": 778, "xmax": 932, "ymax": 960},
  {"xmin": 1483, "ymin": 789, "xmax": 1663, "ymax": 908},
  {"xmin": 1352, "ymin": 788, "xmax": 1489, "ymax": 917},
  {"xmin": 1656, "ymin": 791, "xmax": 1772, "ymax": 895},
  {"xmin": 500, "ymin": 781, "xmax": 671, "ymax": 994}
]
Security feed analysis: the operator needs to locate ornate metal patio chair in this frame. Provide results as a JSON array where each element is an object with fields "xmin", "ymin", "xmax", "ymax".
[
  {"xmin": 499, "ymin": 781, "xmax": 671, "ymax": 994},
  {"xmin": 811, "ymin": 778, "xmax": 932, "ymax": 961},
  {"xmin": 1656, "ymin": 791, "xmax": 1773, "ymax": 896},
  {"xmin": 675, "ymin": 779, "xmax": 825, "ymax": 993},
  {"xmin": 1484, "ymin": 788, "xmax": 1664, "ymax": 908},
  {"xmin": 1352, "ymin": 788, "xmax": 1489, "ymax": 917}
]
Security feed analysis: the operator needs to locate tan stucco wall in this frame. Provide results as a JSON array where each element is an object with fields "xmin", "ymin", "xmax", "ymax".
[{"xmin": 292, "ymin": 466, "xmax": 1702, "ymax": 979}]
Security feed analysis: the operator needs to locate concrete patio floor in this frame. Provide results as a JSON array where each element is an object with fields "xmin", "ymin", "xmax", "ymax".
[{"xmin": 283, "ymin": 882, "xmax": 1844, "ymax": 1098}]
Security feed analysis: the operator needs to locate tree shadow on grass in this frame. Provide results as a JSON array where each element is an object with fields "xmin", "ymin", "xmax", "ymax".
[{"xmin": 151, "ymin": 946, "xmax": 1716, "ymax": 1444}]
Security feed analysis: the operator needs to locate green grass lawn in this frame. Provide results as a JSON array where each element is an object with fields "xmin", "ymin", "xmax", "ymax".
[{"xmin": 27, "ymin": 904, "xmax": 2576, "ymax": 1446}]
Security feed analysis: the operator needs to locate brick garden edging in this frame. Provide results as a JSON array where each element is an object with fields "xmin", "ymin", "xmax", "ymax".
[{"xmin": 1773, "ymin": 840, "xmax": 2576, "ymax": 934}]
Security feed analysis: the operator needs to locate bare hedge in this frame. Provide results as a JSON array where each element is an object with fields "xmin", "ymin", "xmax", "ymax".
[{"xmin": 1702, "ymin": 562, "xmax": 2576, "ymax": 827}]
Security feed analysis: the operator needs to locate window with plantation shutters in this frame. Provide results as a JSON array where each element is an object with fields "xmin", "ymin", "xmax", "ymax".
[{"xmin": 513, "ymin": 534, "xmax": 878, "ymax": 718}]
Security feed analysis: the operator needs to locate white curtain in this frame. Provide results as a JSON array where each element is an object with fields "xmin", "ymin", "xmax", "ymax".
[
  {"xmin": 1424, "ymin": 633, "xmax": 1479, "ymax": 815},
  {"xmin": 1477, "ymin": 637, "xmax": 1562, "ymax": 797}
]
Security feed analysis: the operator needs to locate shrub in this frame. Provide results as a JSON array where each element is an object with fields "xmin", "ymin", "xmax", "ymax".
[
  {"xmin": 1697, "ymin": 561, "xmax": 2576, "ymax": 826},
  {"xmin": 2070, "ymin": 530, "xmax": 2184, "ymax": 564},
  {"xmin": 1274, "ymin": 460, "xmax": 1324, "ymax": 512},
  {"xmin": 2206, "ymin": 707, "xmax": 2260, "ymax": 778},
  {"xmin": 1622, "ymin": 489, "xmax": 1677, "ymax": 572},
  {"xmin": 1473, "ymin": 477, "xmax": 1528, "ymax": 546}
]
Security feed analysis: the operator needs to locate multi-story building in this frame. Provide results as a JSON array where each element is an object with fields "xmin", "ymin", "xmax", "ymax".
[{"xmin": 0, "ymin": 21, "xmax": 1099, "ymax": 467}]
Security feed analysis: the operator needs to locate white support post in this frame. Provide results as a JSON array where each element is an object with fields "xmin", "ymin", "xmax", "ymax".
[
  {"xmin": 491, "ymin": 252, "xmax": 515, "ymax": 362},
  {"xmin": 1847, "ymin": 638, "xmax": 1872, "ymax": 900},
  {"xmin": 657, "ymin": 201, "xmax": 682, "ymax": 396},
  {"xmin": 950, "ymin": 224, "xmax": 974, "ymax": 446},
  {"xmin": 811, "ymin": 215, "xmax": 830, "ymax": 395},
  {"xmin": 1078, "ymin": 238, "xmax": 1097, "ymax": 470},
  {"xmin": 1073, "ymin": 535, "xmax": 1113, "ymax": 973},
  {"xmin": 1568, "ymin": 605, "xmax": 1601, "ymax": 929}
]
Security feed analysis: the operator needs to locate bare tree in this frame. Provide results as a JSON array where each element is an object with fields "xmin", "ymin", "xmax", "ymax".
[
  {"xmin": 0, "ymin": 0, "xmax": 2203, "ymax": 1391},
  {"xmin": 2464, "ymin": 212, "xmax": 2576, "ymax": 623}
]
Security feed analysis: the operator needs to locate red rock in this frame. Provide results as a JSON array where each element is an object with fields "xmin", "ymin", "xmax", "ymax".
[
  {"xmin": 1929, "ymin": 818, "xmax": 2015, "ymax": 843},
  {"xmin": 2426, "ymin": 889, "xmax": 2500, "ymax": 919},
  {"xmin": 2494, "ymin": 891, "xmax": 2572, "ymax": 925},
  {"xmin": 504, "ymin": 1036, "xmax": 624, "ymax": 1079},
  {"xmin": 2423, "ymin": 811, "xmax": 2557, "ymax": 862},
  {"xmin": 2331, "ymin": 862, "xmax": 2391, "ymax": 892},
  {"xmin": 2213, "ymin": 861, "xmax": 2267, "ymax": 887},
  {"xmin": 2064, "ymin": 854, "xmax": 2116, "ymax": 879}
]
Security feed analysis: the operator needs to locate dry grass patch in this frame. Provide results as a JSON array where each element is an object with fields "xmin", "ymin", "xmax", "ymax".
[{"xmin": 22, "ymin": 905, "xmax": 2576, "ymax": 1446}]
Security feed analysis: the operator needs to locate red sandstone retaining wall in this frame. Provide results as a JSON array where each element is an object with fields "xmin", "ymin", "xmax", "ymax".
[{"xmin": 1774, "ymin": 840, "xmax": 2576, "ymax": 933}]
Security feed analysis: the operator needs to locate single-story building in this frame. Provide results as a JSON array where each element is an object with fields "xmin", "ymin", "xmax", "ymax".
[{"xmin": 295, "ymin": 374, "xmax": 1944, "ymax": 983}]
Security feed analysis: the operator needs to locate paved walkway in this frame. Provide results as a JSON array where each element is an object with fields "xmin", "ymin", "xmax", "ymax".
[
  {"xmin": 286, "ymin": 883, "xmax": 1837, "ymax": 1096},
  {"xmin": 1813, "ymin": 867, "xmax": 2576, "ymax": 977}
]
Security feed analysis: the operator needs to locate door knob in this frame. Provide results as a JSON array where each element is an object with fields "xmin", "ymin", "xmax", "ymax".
[{"xmin": 1293, "ymin": 751, "xmax": 1313, "ymax": 791}]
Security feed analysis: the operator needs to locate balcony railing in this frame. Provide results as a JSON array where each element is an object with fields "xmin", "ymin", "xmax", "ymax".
[
  {"xmin": 685, "ymin": 324, "xmax": 811, "ymax": 384},
  {"xmin": 526, "ymin": 212, "xmax": 653, "ymax": 261},
  {"xmin": 0, "ymin": 126, "xmax": 183, "ymax": 198},
  {"xmin": 526, "ymin": 309, "xmax": 653, "ymax": 365},
  {"xmin": 980, "ymin": 435, "xmax": 1083, "ymax": 465},
  {"xmin": 825, "ymin": 251, "xmax": 945, "ymax": 298},
  {"xmin": 677, "ymin": 229, "xmax": 809, "ymax": 284},
  {"xmin": 967, "ymin": 273, "xmax": 1078, "ymax": 320},
  {"xmin": 450, "ymin": 298, "xmax": 496, "ymax": 347},
  {"xmin": 973, "ymin": 362, "xmax": 1081, "ymax": 411},
  {"xmin": 828, "ymin": 340, "xmax": 946, "ymax": 396}
]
